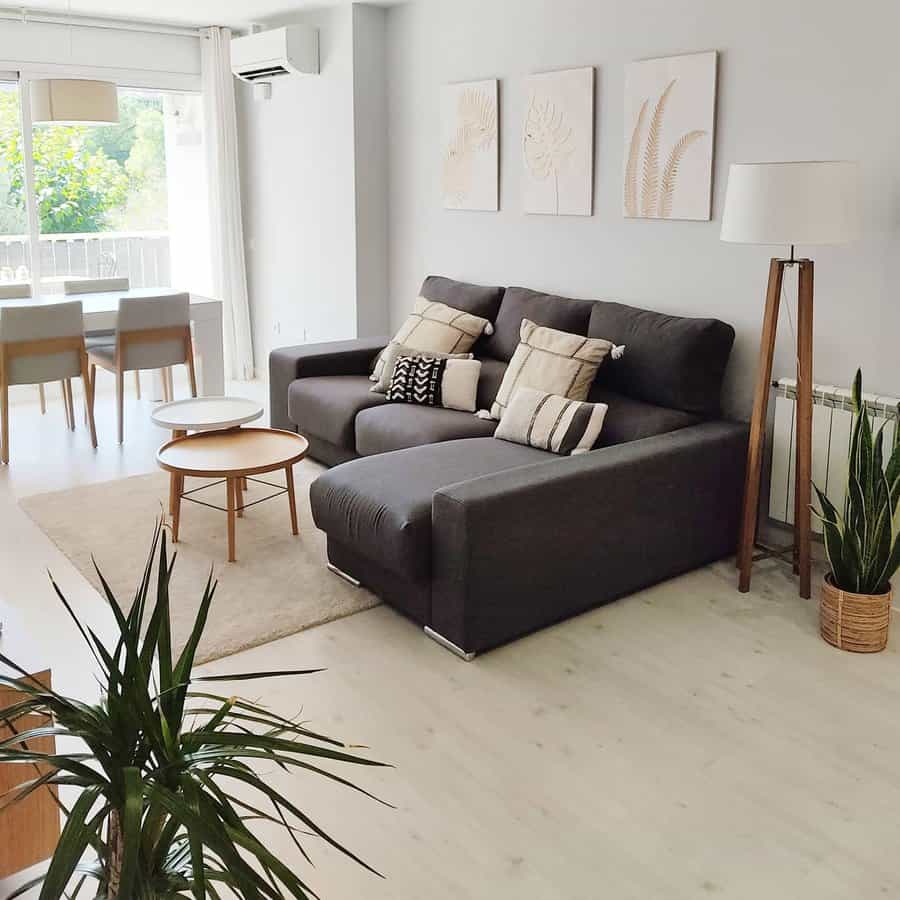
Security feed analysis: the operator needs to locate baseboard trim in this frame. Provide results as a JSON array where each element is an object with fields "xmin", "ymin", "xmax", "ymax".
[
  {"xmin": 326, "ymin": 562, "xmax": 361, "ymax": 587},
  {"xmin": 424, "ymin": 626, "xmax": 476, "ymax": 662}
]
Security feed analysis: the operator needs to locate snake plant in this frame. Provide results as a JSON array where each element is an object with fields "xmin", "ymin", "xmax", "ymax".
[
  {"xmin": 0, "ymin": 525, "xmax": 387, "ymax": 899},
  {"xmin": 813, "ymin": 369, "xmax": 900, "ymax": 595}
]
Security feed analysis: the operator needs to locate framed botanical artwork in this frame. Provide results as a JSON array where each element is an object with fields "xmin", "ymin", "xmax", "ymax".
[
  {"xmin": 522, "ymin": 66, "xmax": 594, "ymax": 217},
  {"xmin": 623, "ymin": 51, "xmax": 717, "ymax": 221},
  {"xmin": 441, "ymin": 78, "xmax": 499, "ymax": 211}
]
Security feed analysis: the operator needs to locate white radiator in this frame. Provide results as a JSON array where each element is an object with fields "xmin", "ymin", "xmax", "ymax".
[{"xmin": 769, "ymin": 378, "xmax": 898, "ymax": 533}]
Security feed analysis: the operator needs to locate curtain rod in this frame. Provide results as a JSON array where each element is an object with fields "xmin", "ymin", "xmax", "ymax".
[{"xmin": 0, "ymin": 7, "xmax": 207, "ymax": 38}]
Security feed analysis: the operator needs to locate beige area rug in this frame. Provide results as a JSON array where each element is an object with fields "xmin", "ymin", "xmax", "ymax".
[{"xmin": 19, "ymin": 460, "xmax": 379, "ymax": 664}]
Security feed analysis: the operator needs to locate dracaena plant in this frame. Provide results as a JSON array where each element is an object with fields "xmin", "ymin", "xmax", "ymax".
[
  {"xmin": 813, "ymin": 369, "xmax": 900, "ymax": 595},
  {"xmin": 0, "ymin": 526, "xmax": 387, "ymax": 900}
]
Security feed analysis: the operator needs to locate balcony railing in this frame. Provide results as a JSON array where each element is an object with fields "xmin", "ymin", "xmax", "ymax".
[{"xmin": 0, "ymin": 231, "xmax": 171, "ymax": 289}]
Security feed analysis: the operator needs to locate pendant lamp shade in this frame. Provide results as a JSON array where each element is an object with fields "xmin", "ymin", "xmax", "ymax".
[
  {"xmin": 30, "ymin": 78, "xmax": 119, "ymax": 125},
  {"xmin": 720, "ymin": 161, "xmax": 859, "ymax": 246}
]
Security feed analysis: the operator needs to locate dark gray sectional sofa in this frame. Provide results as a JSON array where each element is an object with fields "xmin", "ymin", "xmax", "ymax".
[{"xmin": 270, "ymin": 277, "xmax": 748, "ymax": 658}]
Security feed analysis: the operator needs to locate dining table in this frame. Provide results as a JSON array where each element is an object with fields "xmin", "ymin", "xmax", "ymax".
[{"xmin": 0, "ymin": 287, "xmax": 225, "ymax": 397}]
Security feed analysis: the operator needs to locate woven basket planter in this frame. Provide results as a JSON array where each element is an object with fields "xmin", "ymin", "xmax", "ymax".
[{"xmin": 820, "ymin": 575, "xmax": 892, "ymax": 653}]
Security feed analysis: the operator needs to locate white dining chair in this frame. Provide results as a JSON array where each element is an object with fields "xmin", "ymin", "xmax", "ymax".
[
  {"xmin": 88, "ymin": 293, "xmax": 197, "ymax": 444},
  {"xmin": 64, "ymin": 277, "xmax": 146, "ymax": 399},
  {"xmin": 0, "ymin": 282, "xmax": 75, "ymax": 421},
  {"xmin": 0, "ymin": 300, "xmax": 97, "ymax": 464}
]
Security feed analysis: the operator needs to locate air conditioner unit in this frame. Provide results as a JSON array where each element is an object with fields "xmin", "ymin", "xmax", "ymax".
[{"xmin": 231, "ymin": 26, "xmax": 319, "ymax": 83}]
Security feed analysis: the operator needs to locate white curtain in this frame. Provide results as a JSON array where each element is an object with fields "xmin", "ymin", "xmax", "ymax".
[{"xmin": 202, "ymin": 26, "xmax": 254, "ymax": 381}]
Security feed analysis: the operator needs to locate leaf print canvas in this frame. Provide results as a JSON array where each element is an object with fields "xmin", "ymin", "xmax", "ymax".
[
  {"xmin": 523, "ymin": 67, "xmax": 594, "ymax": 216},
  {"xmin": 441, "ymin": 79, "xmax": 499, "ymax": 211},
  {"xmin": 623, "ymin": 52, "xmax": 717, "ymax": 221}
]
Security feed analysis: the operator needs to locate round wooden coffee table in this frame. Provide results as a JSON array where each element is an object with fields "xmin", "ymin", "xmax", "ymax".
[
  {"xmin": 151, "ymin": 397, "xmax": 265, "ymax": 517},
  {"xmin": 156, "ymin": 427, "xmax": 309, "ymax": 562}
]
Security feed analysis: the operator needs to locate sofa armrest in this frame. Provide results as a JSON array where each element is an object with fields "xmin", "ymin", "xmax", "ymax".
[
  {"xmin": 268, "ymin": 338, "xmax": 388, "ymax": 430},
  {"xmin": 430, "ymin": 421, "xmax": 749, "ymax": 654}
]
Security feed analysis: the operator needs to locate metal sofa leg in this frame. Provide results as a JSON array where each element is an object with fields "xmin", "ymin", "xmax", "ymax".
[
  {"xmin": 326, "ymin": 562, "xmax": 361, "ymax": 587},
  {"xmin": 424, "ymin": 626, "xmax": 476, "ymax": 662}
]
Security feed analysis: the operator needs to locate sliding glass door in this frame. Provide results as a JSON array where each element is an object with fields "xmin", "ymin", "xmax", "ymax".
[{"xmin": 0, "ymin": 77, "xmax": 211, "ymax": 296}]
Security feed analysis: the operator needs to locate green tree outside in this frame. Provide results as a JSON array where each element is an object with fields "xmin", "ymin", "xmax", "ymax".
[{"xmin": 0, "ymin": 90, "xmax": 168, "ymax": 236}]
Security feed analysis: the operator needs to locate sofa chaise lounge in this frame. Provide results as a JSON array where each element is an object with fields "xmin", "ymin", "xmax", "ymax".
[{"xmin": 270, "ymin": 277, "xmax": 748, "ymax": 658}]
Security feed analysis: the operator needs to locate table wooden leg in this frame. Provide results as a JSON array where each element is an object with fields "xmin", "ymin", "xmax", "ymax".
[
  {"xmin": 226, "ymin": 477, "xmax": 237, "ymax": 562},
  {"xmin": 285, "ymin": 464, "xmax": 299, "ymax": 536},
  {"xmin": 236, "ymin": 475, "xmax": 244, "ymax": 518},
  {"xmin": 171, "ymin": 473, "xmax": 182, "ymax": 543}
]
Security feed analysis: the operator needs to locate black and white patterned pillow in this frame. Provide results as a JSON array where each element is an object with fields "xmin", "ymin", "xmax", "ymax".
[{"xmin": 386, "ymin": 355, "xmax": 447, "ymax": 406}]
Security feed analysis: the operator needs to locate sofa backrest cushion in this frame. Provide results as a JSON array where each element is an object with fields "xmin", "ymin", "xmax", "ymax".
[
  {"xmin": 483, "ymin": 286, "xmax": 594, "ymax": 362},
  {"xmin": 588, "ymin": 301, "xmax": 734, "ymax": 417},
  {"xmin": 420, "ymin": 275, "xmax": 505, "ymax": 323}
]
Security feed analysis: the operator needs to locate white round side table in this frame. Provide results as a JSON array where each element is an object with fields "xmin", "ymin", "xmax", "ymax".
[{"xmin": 151, "ymin": 396, "xmax": 264, "ymax": 435}]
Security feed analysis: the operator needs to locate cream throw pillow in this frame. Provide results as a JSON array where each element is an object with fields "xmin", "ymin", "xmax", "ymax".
[
  {"xmin": 494, "ymin": 387, "xmax": 608, "ymax": 455},
  {"xmin": 487, "ymin": 319, "xmax": 616, "ymax": 420},
  {"xmin": 371, "ymin": 298, "xmax": 493, "ymax": 383}
]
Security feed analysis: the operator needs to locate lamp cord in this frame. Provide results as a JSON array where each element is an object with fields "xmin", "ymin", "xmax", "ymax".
[{"xmin": 780, "ymin": 263, "xmax": 802, "ymax": 388}]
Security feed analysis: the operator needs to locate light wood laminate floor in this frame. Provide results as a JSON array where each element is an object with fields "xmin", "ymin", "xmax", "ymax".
[{"xmin": 1, "ymin": 379, "xmax": 898, "ymax": 899}]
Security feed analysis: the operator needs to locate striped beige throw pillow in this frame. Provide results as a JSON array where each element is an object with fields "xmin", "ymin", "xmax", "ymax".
[
  {"xmin": 371, "ymin": 298, "xmax": 494, "ymax": 383},
  {"xmin": 487, "ymin": 319, "xmax": 618, "ymax": 420},
  {"xmin": 494, "ymin": 387, "xmax": 608, "ymax": 455}
]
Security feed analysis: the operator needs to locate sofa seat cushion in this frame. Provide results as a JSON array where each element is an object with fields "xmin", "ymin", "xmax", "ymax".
[
  {"xmin": 588, "ymin": 387, "xmax": 701, "ymax": 447},
  {"xmin": 355, "ymin": 403, "xmax": 497, "ymax": 456},
  {"xmin": 287, "ymin": 376, "xmax": 386, "ymax": 451},
  {"xmin": 310, "ymin": 438, "xmax": 551, "ymax": 582}
]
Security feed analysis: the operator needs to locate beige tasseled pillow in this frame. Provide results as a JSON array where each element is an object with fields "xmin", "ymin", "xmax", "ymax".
[
  {"xmin": 371, "ymin": 298, "xmax": 494, "ymax": 383},
  {"xmin": 486, "ymin": 319, "xmax": 618, "ymax": 420}
]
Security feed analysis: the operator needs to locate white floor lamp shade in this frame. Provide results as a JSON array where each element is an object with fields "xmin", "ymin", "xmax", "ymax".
[
  {"xmin": 30, "ymin": 79, "xmax": 119, "ymax": 126},
  {"xmin": 721, "ymin": 161, "xmax": 858, "ymax": 246}
]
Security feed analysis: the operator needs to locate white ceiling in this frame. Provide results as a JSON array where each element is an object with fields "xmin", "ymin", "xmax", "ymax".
[{"xmin": 6, "ymin": 0, "xmax": 401, "ymax": 29}]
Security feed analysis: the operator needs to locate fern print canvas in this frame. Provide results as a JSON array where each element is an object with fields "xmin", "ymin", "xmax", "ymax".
[
  {"xmin": 522, "ymin": 67, "xmax": 594, "ymax": 216},
  {"xmin": 623, "ymin": 51, "xmax": 717, "ymax": 221},
  {"xmin": 441, "ymin": 79, "xmax": 499, "ymax": 211}
]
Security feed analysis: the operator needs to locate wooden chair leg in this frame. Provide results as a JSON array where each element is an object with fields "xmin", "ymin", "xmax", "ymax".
[
  {"xmin": 0, "ymin": 377, "xmax": 8, "ymax": 465},
  {"xmin": 38, "ymin": 383, "xmax": 46, "ymax": 415},
  {"xmin": 185, "ymin": 334, "xmax": 198, "ymax": 398},
  {"xmin": 166, "ymin": 367, "xmax": 175, "ymax": 402},
  {"xmin": 226, "ymin": 477, "xmax": 237, "ymax": 562},
  {"xmin": 115, "ymin": 369, "xmax": 124, "ymax": 445},
  {"xmin": 65, "ymin": 379, "xmax": 75, "ymax": 432},
  {"xmin": 60, "ymin": 380, "xmax": 72, "ymax": 430},
  {"xmin": 80, "ymin": 356, "xmax": 97, "ymax": 450},
  {"xmin": 134, "ymin": 370, "xmax": 141, "ymax": 400},
  {"xmin": 285, "ymin": 464, "xmax": 299, "ymax": 536}
]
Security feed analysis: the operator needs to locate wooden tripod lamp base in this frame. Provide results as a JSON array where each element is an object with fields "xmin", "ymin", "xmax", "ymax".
[
  {"xmin": 721, "ymin": 159, "xmax": 858, "ymax": 599},
  {"xmin": 736, "ymin": 256, "xmax": 814, "ymax": 598}
]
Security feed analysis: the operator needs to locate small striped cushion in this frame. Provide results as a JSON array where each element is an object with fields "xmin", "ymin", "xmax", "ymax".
[{"xmin": 494, "ymin": 387, "xmax": 607, "ymax": 455}]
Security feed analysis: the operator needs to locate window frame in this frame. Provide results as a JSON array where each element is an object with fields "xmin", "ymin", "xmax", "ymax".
[{"xmin": 6, "ymin": 71, "xmax": 202, "ymax": 292}]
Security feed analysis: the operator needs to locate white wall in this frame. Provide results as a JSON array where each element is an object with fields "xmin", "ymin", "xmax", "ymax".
[
  {"xmin": 352, "ymin": 3, "xmax": 390, "ymax": 338},
  {"xmin": 385, "ymin": 0, "xmax": 900, "ymax": 417},
  {"xmin": 238, "ymin": 3, "xmax": 389, "ymax": 367}
]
